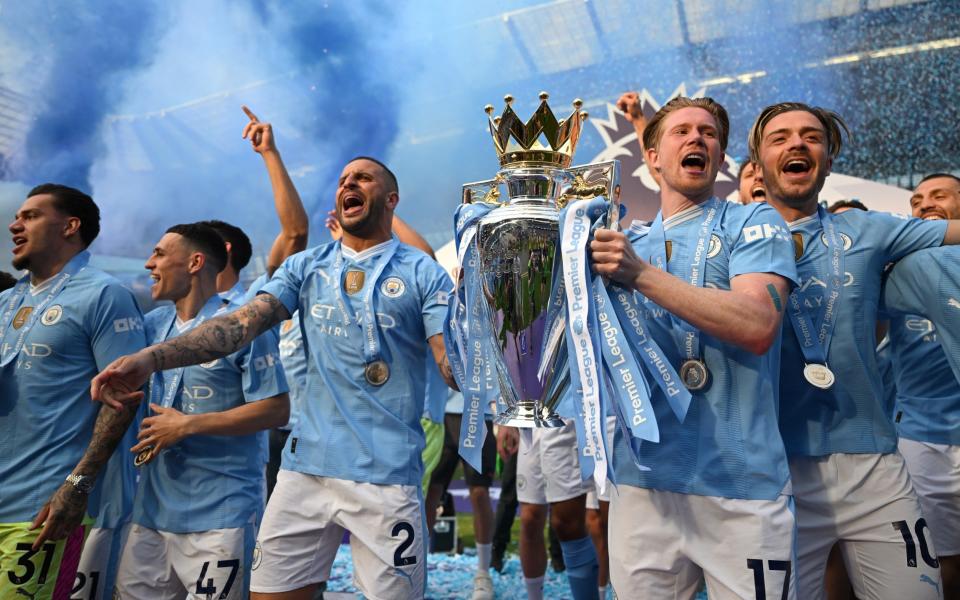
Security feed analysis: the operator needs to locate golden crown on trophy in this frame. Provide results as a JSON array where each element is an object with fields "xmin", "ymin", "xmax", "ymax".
[{"xmin": 485, "ymin": 92, "xmax": 587, "ymax": 169}]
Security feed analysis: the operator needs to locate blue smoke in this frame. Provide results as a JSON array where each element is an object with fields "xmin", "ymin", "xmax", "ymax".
[{"xmin": 0, "ymin": 0, "xmax": 166, "ymax": 190}]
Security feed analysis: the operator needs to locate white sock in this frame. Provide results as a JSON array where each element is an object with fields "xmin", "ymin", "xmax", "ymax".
[
  {"xmin": 524, "ymin": 576, "xmax": 545, "ymax": 600},
  {"xmin": 599, "ymin": 584, "xmax": 608, "ymax": 599},
  {"xmin": 476, "ymin": 542, "xmax": 492, "ymax": 572}
]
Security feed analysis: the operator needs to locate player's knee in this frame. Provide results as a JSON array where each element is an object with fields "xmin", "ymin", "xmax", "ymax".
[
  {"xmin": 520, "ymin": 504, "xmax": 546, "ymax": 537},
  {"xmin": 469, "ymin": 485, "xmax": 490, "ymax": 503}
]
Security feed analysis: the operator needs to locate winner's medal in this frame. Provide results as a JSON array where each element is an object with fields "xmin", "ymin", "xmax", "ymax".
[
  {"xmin": 803, "ymin": 363, "xmax": 835, "ymax": 390},
  {"xmin": 364, "ymin": 359, "xmax": 390, "ymax": 386},
  {"xmin": 680, "ymin": 359, "xmax": 710, "ymax": 391},
  {"xmin": 134, "ymin": 446, "xmax": 156, "ymax": 467}
]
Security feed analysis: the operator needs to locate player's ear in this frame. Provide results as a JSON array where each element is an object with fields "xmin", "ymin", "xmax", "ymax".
[
  {"xmin": 386, "ymin": 191, "xmax": 399, "ymax": 211},
  {"xmin": 188, "ymin": 252, "xmax": 206, "ymax": 275},
  {"xmin": 62, "ymin": 216, "xmax": 81, "ymax": 240},
  {"xmin": 645, "ymin": 145, "xmax": 660, "ymax": 173}
]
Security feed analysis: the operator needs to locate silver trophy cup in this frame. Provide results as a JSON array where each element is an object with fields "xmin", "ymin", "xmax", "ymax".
[{"xmin": 462, "ymin": 93, "xmax": 620, "ymax": 427}]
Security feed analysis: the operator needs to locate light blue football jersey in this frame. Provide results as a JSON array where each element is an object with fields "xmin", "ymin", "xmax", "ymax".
[
  {"xmin": 278, "ymin": 312, "xmax": 307, "ymax": 431},
  {"xmin": 778, "ymin": 210, "xmax": 946, "ymax": 456},
  {"xmin": 133, "ymin": 294, "xmax": 287, "ymax": 533},
  {"xmin": 875, "ymin": 337, "xmax": 898, "ymax": 422},
  {"xmin": 0, "ymin": 256, "xmax": 147, "ymax": 523},
  {"xmin": 883, "ymin": 246, "xmax": 960, "ymax": 444},
  {"xmin": 259, "ymin": 238, "xmax": 452, "ymax": 486},
  {"xmin": 613, "ymin": 200, "xmax": 798, "ymax": 501}
]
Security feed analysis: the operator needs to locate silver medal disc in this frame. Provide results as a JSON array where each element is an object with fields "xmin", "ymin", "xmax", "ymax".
[
  {"xmin": 680, "ymin": 359, "xmax": 710, "ymax": 391},
  {"xmin": 364, "ymin": 360, "xmax": 390, "ymax": 386},
  {"xmin": 803, "ymin": 363, "xmax": 835, "ymax": 390}
]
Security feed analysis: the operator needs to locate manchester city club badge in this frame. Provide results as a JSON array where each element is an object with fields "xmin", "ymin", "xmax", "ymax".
[
  {"xmin": 364, "ymin": 359, "xmax": 390, "ymax": 386},
  {"xmin": 680, "ymin": 359, "xmax": 710, "ymax": 391}
]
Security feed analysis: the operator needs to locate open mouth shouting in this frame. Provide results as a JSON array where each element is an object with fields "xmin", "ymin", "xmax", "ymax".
[
  {"xmin": 781, "ymin": 155, "xmax": 813, "ymax": 181},
  {"xmin": 680, "ymin": 151, "xmax": 707, "ymax": 174},
  {"xmin": 340, "ymin": 192, "xmax": 366, "ymax": 219},
  {"xmin": 751, "ymin": 185, "xmax": 767, "ymax": 200}
]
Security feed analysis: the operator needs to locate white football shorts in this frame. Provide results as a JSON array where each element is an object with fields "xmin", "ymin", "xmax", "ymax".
[
  {"xmin": 790, "ymin": 452, "xmax": 942, "ymax": 600},
  {"xmin": 608, "ymin": 485, "xmax": 797, "ymax": 600},
  {"xmin": 517, "ymin": 418, "xmax": 591, "ymax": 505},
  {"xmin": 73, "ymin": 524, "xmax": 130, "ymax": 600},
  {"xmin": 114, "ymin": 523, "xmax": 254, "ymax": 600},
  {"xmin": 250, "ymin": 470, "xmax": 426, "ymax": 600},
  {"xmin": 898, "ymin": 438, "xmax": 960, "ymax": 556}
]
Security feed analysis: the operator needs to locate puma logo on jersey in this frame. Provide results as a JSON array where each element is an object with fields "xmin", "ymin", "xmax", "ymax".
[{"xmin": 949, "ymin": 298, "xmax": 960, "ymax": 310}]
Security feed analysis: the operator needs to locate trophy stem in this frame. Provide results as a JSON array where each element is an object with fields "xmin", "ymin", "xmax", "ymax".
[{"xmin": 494, "ymin": 400, "xmax": 565, "ymax": 428}]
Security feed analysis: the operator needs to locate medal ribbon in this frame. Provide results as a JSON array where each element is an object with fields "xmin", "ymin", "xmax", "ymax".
[
  {"xmin": 559, "ymin": 197, "xmax": 611, "ymax": 492},
  {"xmin": 148, "ymin": 295, "xmax": 227, "ymax": 409},
  {"xmin": 609, "ymin": 284, "xmax": 692, "ymax": 423},
  {"xmin": 645, "ymin": 199, "xmax": 721, "ymax": 371},
  {"xmin": 448, "ymin": 201, "xmax": 500, "ymax": 471},
  {"xmin": 332, "ymin": 238, "xmax": 399, "ymax": 367},
  {"xmin": 594, "ymin": 278, "xmax": 660, "ymax": 445},
  {"xmin": 0, "ymin": 251, "xmax": 90, "ymax": 367},
  {"xmin": 787, "ymin": 205, "xmax": 844, "ymax": 367}
]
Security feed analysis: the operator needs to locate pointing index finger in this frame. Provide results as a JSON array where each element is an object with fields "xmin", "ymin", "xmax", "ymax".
[{"xmin": 241, "ymin": 105, "xmax": 259, "ymax": 123}]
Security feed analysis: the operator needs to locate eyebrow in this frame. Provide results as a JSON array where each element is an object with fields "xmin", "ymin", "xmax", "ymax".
[{"xmin": 765, "ymin": 126, "xmax": 824, "ymax": 138}]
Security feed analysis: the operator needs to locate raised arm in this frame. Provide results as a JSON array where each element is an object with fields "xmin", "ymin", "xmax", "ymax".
[
  {"xmin": 616, "ymin": 91, "xmax": 648, "ymax": 144},
  {"xmin": 92, "ymin": 294, "xmax": 290, "ymax": 408},
  {"xmin": 591, "ymin": 229, "xmax": 790, "ymax": 355},
  {"xmin": 129, "ymin": 394, "xmax": 290, "ymax": 457},
  {"xmin": 242, "ymin": 106, "xmax": 309, "ymax": 275},
  {"xmin": 30, "ymin": 402, "xmax": 138, "ymax": 549},
  {"xmin": 392, "ymin": 215, "xmax": 435, "ymax": 258}
]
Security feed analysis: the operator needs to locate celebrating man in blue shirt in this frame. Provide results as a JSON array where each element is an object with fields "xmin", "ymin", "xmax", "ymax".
[
  {"xmin": 749, "ymin": 102, "xmax": 960, "ymax": 599},
  {"xmin": 92, "ymin": 157, "xmax": 456, "ymax": 600},
  {"xmin": 113, "ymin": 223, "xmax": 288, "ymax": 599},
  {"xmin": 590, "ymin": 96, "xmax": 798, "ymax": 600},
  {"xmin": 882, "ymin": 172, "xmax": 960, "ymax": 598},
  {"xmin": 0, "ymin": 184, "xmax": 147, "ymax": 599}
]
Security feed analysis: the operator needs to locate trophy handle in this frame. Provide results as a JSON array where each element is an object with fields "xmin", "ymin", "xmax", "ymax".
[
  {"xmin": 558, "ymin": 160, "xmax": 622, "ymax": 231},
  {"xmin": 462, "ymin": 174, "xmax": 506, "ymax": 205}
]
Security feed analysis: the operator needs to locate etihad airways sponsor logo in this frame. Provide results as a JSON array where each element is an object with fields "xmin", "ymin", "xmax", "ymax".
[{"xmin": 308, "ymin": 303, "xmax": 397, "ymax": 337}]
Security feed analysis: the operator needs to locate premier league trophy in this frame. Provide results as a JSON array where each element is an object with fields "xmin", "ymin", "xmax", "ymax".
[{"xmin": 456, "ymin": 92, "xmax": 620, "ymax": 428}]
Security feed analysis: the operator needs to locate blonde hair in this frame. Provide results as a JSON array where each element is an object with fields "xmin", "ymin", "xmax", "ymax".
[
  {"xmin": 642, "ymin": 96, "xmax": 730, "ymax": 153},
  {"xmin": 748, "ymin": 102, "xmax": 849, "ymax": 163}
]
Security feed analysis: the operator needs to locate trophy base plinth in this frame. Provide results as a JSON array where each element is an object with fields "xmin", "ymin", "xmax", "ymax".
[{"xmin": 494, "ymin": 401, "xmax": 564, "ymax": 428}]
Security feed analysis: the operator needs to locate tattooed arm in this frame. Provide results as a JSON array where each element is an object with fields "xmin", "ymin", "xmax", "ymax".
[
  {"xmin": 91, "ymin": 293, "xmax": 290, "ymax": 409},
  {"xmin": 31, "ymin": 402, "xmax": 138, "ymax": 549},
  {"xmin": 428, "ymin": 333, "xmax": 459, "ymax": 391}
]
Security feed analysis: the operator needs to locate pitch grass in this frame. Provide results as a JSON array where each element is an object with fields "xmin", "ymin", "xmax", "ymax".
[{"xmin": 455, "ymin": 513, "xmax": 522, "ymax": 555}]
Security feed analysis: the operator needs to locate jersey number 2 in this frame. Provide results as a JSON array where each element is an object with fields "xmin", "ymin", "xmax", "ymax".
[{"xmin": 392, "ymin": 522, "xmax": 417, "ymax": 567}]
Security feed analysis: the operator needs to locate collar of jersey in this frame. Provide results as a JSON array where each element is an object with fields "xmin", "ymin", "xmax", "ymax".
[
  {"xmin": 29, "ymin": 277, "xmax": 57, "ymax": 296},
  {"xmin": 663, "ymin": 203, "xmax": 705, "ymax": 231},
  {"xmin": 340, "ymin": 236, "xmax": 398, "ymax": 263},
  {"xmin": 788, "ymin": 213, "xmax": 818, "ymax": 231}
]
